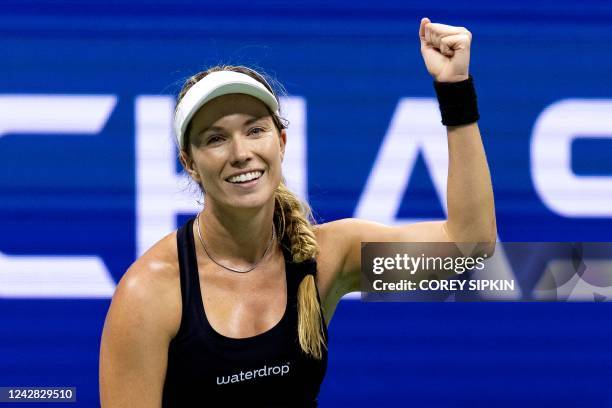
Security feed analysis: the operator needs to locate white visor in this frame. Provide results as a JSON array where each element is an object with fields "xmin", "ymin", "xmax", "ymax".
[{"xmin": 174, "ymin": 70, "xmax": 280, "ymax": 149}]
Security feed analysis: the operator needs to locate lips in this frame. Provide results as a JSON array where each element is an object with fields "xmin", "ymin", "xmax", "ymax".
[{"xmin": 225, "ymin": 170, "xmax": 264, "ymax": 185}]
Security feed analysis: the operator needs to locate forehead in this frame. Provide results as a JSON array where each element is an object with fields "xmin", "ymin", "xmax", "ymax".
[{"xmin": 189, "ymin": 93, "xmax": 273, "ymax": 132}]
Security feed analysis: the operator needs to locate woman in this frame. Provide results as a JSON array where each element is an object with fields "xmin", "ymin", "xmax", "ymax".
[{"xmin": 100, "ymin": 17, "xmax": 496, "ymax": 407}]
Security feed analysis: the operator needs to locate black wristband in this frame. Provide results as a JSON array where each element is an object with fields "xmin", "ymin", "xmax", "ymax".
[{"xmin": 433, "ymin": 75, "xmax": 480, "ymax": 126}]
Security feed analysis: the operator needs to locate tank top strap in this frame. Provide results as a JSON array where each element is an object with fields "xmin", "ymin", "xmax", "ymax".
[
  {"xmin": 174, "ymin": 217, "xmax": 200, "ymax": 337},
  {"xmin": 280, "ymin": 235, "xmax": 318, "ymax": 302}
]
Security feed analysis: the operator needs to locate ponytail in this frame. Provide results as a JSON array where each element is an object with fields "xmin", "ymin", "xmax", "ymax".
[{"xmin": 274, "ymin": 182, "xmax": 326, "ymax": 360}]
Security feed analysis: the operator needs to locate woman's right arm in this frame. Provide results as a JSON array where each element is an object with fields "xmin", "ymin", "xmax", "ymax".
[{"xmin": 99, "ymin": 258, "xmax": 181, "ymax": 407}]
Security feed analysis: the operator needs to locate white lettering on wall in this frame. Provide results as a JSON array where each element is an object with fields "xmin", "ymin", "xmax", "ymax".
[
  {"xmin": 354, "ymin": 98, "xmax": 448, "ymax": 224},
  {"xmin": 531, "ymin": 99, "xmax": 612, "ymax": 217},
  {"xmin": 0, "ymin": 95, "xmax": 117, "ymax": 298}
]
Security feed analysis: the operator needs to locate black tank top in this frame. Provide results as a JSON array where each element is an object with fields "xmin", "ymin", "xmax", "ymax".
[{"xmin": 162, "ymin": 217, "xmax": 328, "ymax": 407}]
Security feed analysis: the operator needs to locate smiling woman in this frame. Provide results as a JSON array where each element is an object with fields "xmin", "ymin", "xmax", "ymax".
[
  {"xmin": 100, "ymin": 18, "xmax": 496, "ymax": 408},
  {"xmin": 182, "ymin": 91, "xmax": 287, "ymax": 210}
]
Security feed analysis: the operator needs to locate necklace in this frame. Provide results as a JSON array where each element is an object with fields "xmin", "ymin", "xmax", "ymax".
[{"xmin": 195, "ymin": 213, "xmax": 276, "ymax": 273}]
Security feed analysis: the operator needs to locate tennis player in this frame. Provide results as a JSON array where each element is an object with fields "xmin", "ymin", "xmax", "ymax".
[{"xmin": 100, "ymin": 17, "xmax": 496, "ymax": 407}]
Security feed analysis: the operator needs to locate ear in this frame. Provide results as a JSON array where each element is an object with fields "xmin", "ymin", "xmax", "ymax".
[
  {"xmin": 279, "ymin": 129, "xmax": 287, "ymax": 162},
  {"xmin": 179, "ymin": 150, "xmax": 201, "ymax": 183}
]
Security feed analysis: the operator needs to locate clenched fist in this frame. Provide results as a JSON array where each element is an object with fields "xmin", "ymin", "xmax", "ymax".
[{"xmin": 419, "ymin": 17, "xmax": 472, "ymax": 83}]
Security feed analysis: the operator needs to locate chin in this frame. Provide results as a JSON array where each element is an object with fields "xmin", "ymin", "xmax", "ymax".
[{"xmin": 226, "ymin": 191, "xmax": 276, "ymax": 210}]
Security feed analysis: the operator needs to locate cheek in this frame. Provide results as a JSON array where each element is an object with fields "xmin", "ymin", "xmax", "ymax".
[
  {"xmin": 192, "ymin": 159, "xmax": 220, "ymax": 189},
  {"xmin": 268, "ymin": 159, "xmax": 284, "ymax": 188},
  {"xmin": 198, "ymin": 172, "xmax": 213, "ymax": 189},
  {"xmin": 265, "ymin": 146, "xmax": 283, "ymax": 174}
]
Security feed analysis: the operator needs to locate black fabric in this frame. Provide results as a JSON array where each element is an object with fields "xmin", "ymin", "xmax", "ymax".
[
  {"xmin": 162, "ymin": 217, "xmax": 328, "ymax": 407},
  {"xmin": 434, "ymin": 74, "xmax": 480, "ymax": 126}
]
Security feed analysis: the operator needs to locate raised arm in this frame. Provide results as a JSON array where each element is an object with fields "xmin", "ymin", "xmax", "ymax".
[
  {"xmin": 317, "ymin": 18, "xmax": 496, "ymax": 308},
  {"xmin": 418, "ymin": 17, "xmax": 496, "ymax": 243},
  {"xmin": 99, "ymin": 257, "xmax": 181, "ymax": 407}
]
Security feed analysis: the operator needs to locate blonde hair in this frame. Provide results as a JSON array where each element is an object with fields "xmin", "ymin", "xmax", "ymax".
[
  {"xmin": 273, "ymin": 181, "xmax": 326, "ymax": 359},
  {"xmin": 176, "ymin": 65, "xmax": 327, "ymax": 359}
]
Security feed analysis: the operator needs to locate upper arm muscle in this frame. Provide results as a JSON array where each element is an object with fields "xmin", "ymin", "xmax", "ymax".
[
  {"xmin": 99, "ymin": 260, "xmax": 180, "ymax": 407},
  {"xmin": 321, "ymin": 219, "xmax": 450, "ymax": 296}
]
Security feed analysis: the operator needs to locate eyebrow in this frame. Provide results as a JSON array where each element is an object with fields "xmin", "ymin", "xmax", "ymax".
[{"xmin": 198, "ymin": 116, "xmax": 267, "ymax": 135}]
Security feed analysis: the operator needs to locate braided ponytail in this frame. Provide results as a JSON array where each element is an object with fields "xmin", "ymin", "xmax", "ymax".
[{"xmin": 274, "ymin": 182, "xmax": 327, "ymax": 360}]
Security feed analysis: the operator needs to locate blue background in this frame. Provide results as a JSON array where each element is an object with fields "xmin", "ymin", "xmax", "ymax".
[{"xmin": 1, "ymin": 0, "xmax": 612, "ymax": 406}]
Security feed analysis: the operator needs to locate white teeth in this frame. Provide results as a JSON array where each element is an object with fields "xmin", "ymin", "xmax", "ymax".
[{"xmin": 228, "ymin": 171, "xmax": 263, "ymax": 183}]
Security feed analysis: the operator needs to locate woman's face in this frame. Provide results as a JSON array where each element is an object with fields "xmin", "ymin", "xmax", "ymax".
[{"xmin": 182, "ymin": 93, "xmax": 286, "ymax": 211}]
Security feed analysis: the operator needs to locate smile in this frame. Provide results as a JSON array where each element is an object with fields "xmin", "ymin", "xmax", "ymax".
[{"xmin": 226, "ymin": 170, "xmax": 264, "ymax": 184}]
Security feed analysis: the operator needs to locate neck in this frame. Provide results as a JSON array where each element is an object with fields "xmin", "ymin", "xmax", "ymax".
[{"xmin": 198, "ymin": 198, "xmax": 277, "ymax": 267}]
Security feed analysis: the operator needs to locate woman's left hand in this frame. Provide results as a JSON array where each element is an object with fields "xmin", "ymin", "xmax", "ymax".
[{"xmin": 419, "ymin": 17, "xmax": 472, "ymax": 83}]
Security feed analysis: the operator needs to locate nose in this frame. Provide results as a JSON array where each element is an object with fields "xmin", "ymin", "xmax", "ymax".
[{"xmin": 229, "ymin": 135, "xmax": 252, "ymax": 167}]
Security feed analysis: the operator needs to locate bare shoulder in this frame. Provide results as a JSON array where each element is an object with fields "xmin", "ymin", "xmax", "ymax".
[
  {"xmin": 312, "ymin": 219, "xmax": 369, "ymax": 321},
  {"xmin": 313, "ymin": 218, "xmax": 418, "ymax": 322},
  {"xmin": 100, "ymin": 231, "xmax": 181, "ymax": 407},
  {"xmin": 128, "ymin": 230, "xmax": 180, "ymax": 287},
  {"xmin": 110, "ymin": 231, "xmax": 182, "ymax": 340},
  {"xmin": 313, "ymin": 219, "xmax": 358, "ymax": 268},
  {"xmin": 313, "ymin": 220, "xmax": 348, "ymax": 271},
  {"xmin": 314, "ymin": 218, "xmax": 395, "ymax": 264}
]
